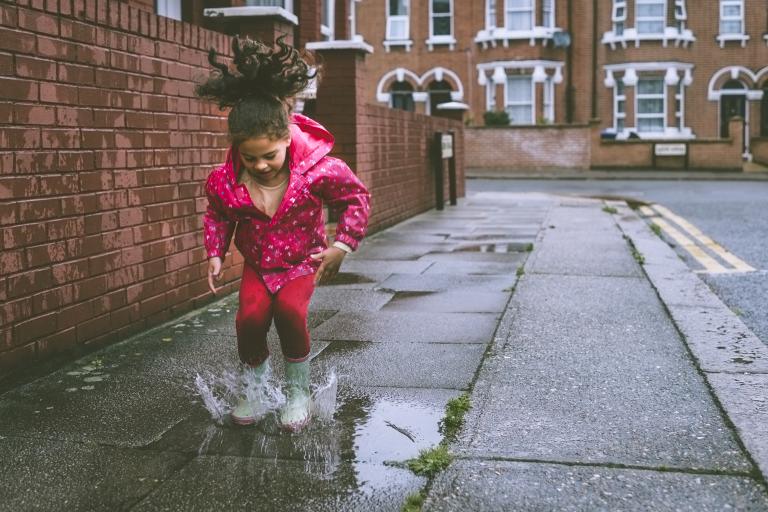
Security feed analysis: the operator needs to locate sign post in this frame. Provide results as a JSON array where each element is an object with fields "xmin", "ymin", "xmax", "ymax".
[{"xmin": 433, "ymin": 131, "xmax": 457, "ymax": 210}]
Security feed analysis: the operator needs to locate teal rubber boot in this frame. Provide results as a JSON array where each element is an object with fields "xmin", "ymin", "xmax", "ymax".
[
  {"xmin": 280, "ymin": 359, "xmax": 311, "ymax": 432},
  {"xmin": 231, "ymin": 359, "xmax": 269, "ymax": 426}
]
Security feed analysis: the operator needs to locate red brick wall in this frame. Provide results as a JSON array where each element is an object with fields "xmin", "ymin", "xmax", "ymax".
[
  {"xmin": 465, "ymin": 125, "xmax": 591, "ymax": 172},
  {"xmin": 0, "ymin": 0, "xmax": 241, "ymax": 376},
  {"xmin": 356, "ymin": 104, "xmax": 465, "ymax": 231},
  {"xmin": 752, "ymin": 138, "xmax": 768, "ymax": 166}
]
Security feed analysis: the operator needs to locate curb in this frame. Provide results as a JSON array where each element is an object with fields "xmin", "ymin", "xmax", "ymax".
[{"xmin": 608, "ymin": 200, "xmax": 768, "ymax": 487}]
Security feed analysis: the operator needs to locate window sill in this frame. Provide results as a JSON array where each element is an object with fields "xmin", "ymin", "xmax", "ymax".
[
  {"xmin": 474, "ymin": 27, "xmax": 562, "ymax": 48},
  {"xmin": 601, "ymin": 27, "xmax": 695, "ymax": 48},
  {"xmin": 425, "ymin": 36, "xmax": 457, "ymax": 51},
  {"xmin": 306, "ymin": 40, "xmax": 374, "ymax": 53},
  {"xmin": 383, "ymin": 39, "xmax": 413, "ymax": 52},
  {"xmin": 716, "ymin": 34, "xmax": 749, "ymax": 48}
]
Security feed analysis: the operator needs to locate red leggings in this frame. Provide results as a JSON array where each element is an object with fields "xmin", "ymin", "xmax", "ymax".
[{"xmin": 236, "ymin": 264, "xmax": 315, "ymax": 367}]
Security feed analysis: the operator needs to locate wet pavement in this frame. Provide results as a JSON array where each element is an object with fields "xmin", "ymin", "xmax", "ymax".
[{"xmin": 2, "ymin": 191, "xmax": 768, "ymax": 511}]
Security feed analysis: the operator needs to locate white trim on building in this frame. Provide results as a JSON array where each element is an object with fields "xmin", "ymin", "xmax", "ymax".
[
  {"xmin": 376, "ymin": 66, "xmax": 465, "ymax": 104},
  {"xmin": 603, "ymin": 62, "xmax": 695, "ymax": 139},
  {"xmin": 426, "ymin": 0, "xmax": 456, "ymax": 50},
  {"xmin": 602, "ymin": 0, "xmax": 694, "ymax": 48},
  {"xmin": 717, "ymin": 0, "xmax": 748, "ymax": 47},
  {"xmin": 384, "ymin": 0, "xmax": 412, "ymax": 51},
  {"xmin": 475, "ymin": 0, "xmax": 562, "ymax": 48}
]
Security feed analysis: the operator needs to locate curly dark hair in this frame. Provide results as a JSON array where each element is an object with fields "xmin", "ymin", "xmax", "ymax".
[{"xmin": 195, "ymin": 35, "xmax": 317, "ymax": 142}]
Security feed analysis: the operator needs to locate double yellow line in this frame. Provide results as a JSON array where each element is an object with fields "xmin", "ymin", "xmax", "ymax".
[{"xmin": 639, "ymin": 204, "xmax": 755, "ymax": 274}]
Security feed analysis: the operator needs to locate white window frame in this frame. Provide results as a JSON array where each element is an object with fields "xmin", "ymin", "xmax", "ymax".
[
  {"xmin": 543, "ymin": 76, "xmax": 554, "ymax": 122},
  {"xmin": 486, "ymin": 0, "xmax": 497, "ymax": 29},
  {"xmin": 636, "ymin": 76, "xmax": 666, "ymax": 133},
  {"xmin": 675, "ymin": 81, "xmax": 684, "ymax": 130},
  {"xmin": 505, "ymin": 74, "xmax": 535, "ymax": 125},
  {"xmin": 320, "ymin": 0, "xmax": 335, "ymax": 40},
  {"xmin": 636, "ymin": 0, "xmax": 666, "ymax": 35},
  {"xmin": 717, "ymin": 0, "xmax": 749, "ymax": 47},
  {"xmin": 156, "ymin": 0, "xmax": 182, "ymax": 20},
  {"xmin": 505, "ymin": 0, "xmax": 534, "ymax": 32},
  {"xmin": 486, "ymin": 82, "xmax": 497, "ymax": 111},
  {"xmin": 674, "ymin": 0, "xmax": 686, "ymax": 30},
  {"xmin": 426, "ymin": 0, "xmax": 456, "ymax": 50},
  {"xmin": 385, "ymin": 0, "xmax": 412, "ymax": 51},
  {"xmin": 612, "ymin": 0, "xmax": 627, "ymax": 35},
  {"xmin": 614, "ymin": 80, "xmax": 626, "ymax": 132},
  {"xmin": 719, "ymin": 0, "xmax": 744, "ymax": 34},
  {"xmin": 541, "ymin": 0, "xmax": 554, "ymax": 29}
]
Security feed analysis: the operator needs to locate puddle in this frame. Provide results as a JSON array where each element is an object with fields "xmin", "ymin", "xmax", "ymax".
[{"xmin": 453, "ymin": 243, "xmax": 512, "ymax": 253}]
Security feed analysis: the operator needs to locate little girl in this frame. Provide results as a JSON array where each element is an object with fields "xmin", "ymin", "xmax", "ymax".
[{"xmin": 195, "ymin": 36, "xmax": 370, "ymax": 432}]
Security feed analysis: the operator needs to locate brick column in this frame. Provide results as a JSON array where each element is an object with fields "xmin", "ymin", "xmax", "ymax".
[
  {"xmin": 311, "ymin": 43, "xmax": 372, "ymax": 171},
  {"xmin": 296, "ymin": 0, "xmax": 322, "ymax": 47}
]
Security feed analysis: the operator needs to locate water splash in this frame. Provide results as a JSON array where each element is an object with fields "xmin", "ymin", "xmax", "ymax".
[
  {"xmin": 192, "ymin": 365, "xmax": 339, "ymax": 427},
  {"xmin": 311, "ymin": 369, "xmax": 338, "ymax": 423}
]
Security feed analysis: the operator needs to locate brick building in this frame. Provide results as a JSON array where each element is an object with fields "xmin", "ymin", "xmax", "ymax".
[{"xmin": 356, "ymin": 0, "xmax": 768, "ymax": 160}]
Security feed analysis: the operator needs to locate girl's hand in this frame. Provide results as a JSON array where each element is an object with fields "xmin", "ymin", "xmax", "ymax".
[
  {"xmin": 311, "ymin": 247, "xmax": 346, "ymax": 284},
  {"xmin": 207, "ymin": 257, "xmax": 224, "ymax": 295}
]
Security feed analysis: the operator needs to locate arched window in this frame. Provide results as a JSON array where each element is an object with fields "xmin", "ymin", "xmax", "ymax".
[
  {"xmin": 427, "ymin": 80, "xmax": 453, "ymax": 115},
  {"xmin": 390, "ymin": 81, "xmax": 415, "ymax": 112}
]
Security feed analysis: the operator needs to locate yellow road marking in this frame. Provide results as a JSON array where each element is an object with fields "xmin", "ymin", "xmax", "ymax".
[
  {"xmin": 651, "ymin": 217, "xmax": 731, "ymax": 273},
  {"xmin": 652, "ymin": 204, "xmax": 755, "ymax": 272},
  {"xmin": 639, "ymin": 206, "xmax": 657, "ymax": 217}
]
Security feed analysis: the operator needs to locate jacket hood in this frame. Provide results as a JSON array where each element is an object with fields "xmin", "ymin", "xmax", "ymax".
[{"xmin": 223, "ymin": 113, "xmax": 335, "ymax": 180}]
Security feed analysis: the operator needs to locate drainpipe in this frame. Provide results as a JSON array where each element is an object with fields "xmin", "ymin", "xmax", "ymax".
[
  {"xmin": 591, "ymin": 0, "xmax": 599, "ymax": 119},
  {"xmin": 566, "ymin": 0, "xmax": 574, "ymax": 123}
]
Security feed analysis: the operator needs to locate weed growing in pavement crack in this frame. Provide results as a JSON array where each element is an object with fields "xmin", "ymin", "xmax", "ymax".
[
  {"xmin": 516, "ymin": 266, "xmax": 525, "ymax": 277},
  {"xmin": 630, "ymin": 246, "xmax": 645, "ymax": 265},
  {"xmin": 525, "ymin": 243, "xmax": 534, "ymax": 252},
  {"xmin": 650, "ymin": 223, "xmax": 662, "ymax": 237},
  {"xmin": 602, "ymin": 206, "xmax": 618, "ymax": 214},
  {"xmin": 402, "ymin": 492, "xmax": 425, "ymax": 512},
  {"xmin": 407, "ymin": 445, "xmax": 453, "ymax": 477},
  {"xmin": 439, "ymin": 393, "xmax": 471, "ymax": 442}
]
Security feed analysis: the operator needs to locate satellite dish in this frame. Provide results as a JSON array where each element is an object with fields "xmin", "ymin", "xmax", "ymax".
[{"xmin": 553, "ymin": 31, "xmax": 572, "ymax": 48}]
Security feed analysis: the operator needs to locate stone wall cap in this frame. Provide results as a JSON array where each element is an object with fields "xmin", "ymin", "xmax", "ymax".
[
  {"xmin": 203, "ymin": 6, "xmax": 298, "ymax": 25},
  {"xmin": 306, "ymin": 40, "xmax": 374, "ymax": 53}
]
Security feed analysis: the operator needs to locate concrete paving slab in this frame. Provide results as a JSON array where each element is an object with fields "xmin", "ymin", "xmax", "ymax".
[
  {"xmin": 149, "ymin": 386, "xmax": 458, "ymax": 467},
  {"xmin": 0, "ymin": 373, "xmax": 194, "ymax": 447},
  {"xmin": 425, "ymin": 460, "xmax": 768, "ymax": 512},
  {"xmin": 364, "ymin": 232, "xmax": 450, "ymax": 244},
  {"xmin": 339, "ymin": 259, "xmax": 433, "ymax": 275},
  {"xmin": 310, "ymin": 288, "xmax": 394, "ymax": 312},
  {"xmin": 131, "ymin": 456, "xmax": 424, "ymax": 512},
  {"xmin": 348, "ymin": 243, "xmax": 455, "ymax": 261},
  {"xmin": 529, "ymin": 233, "xmax": 643, "ymax": 277},
  {"xmin": 321, "ymin": 271, "xmax": 393, "ymax": 290},
  {"xmin": 445, "ymin": 240, "xmax": 534, "ymax": 252},
  {"xmin": 382, "ymin": 291, "xmax": 510, "ymax": 313},
  {"xmin": 459, "ymin": 273, "xmax": 751, "ymax": 472},
  {"xmin": 312, "ymin": 311, "xmax": 499, "ymax": 343},
  {"xmin": 418, "ymin": 252, "xmax": 527, "ymax": 263},
  {"xmin": 642, "ymin": 264, "xmax": 726, "ymax": 309},
  {"xmin": 422, "ymin": 261, "xmax": 522, "ymax": 275},
  {"xmin": 666, "ymin": 305, "xmax": 768, "ymax": 373},
  {"xmin": 376, "ymin": 273, "xmax": 517, "ymax": 293},
  {"xmin": 313, "ymin": 341, "xmax": 485, "ymax": 389},
  {"xmin": 0, "ymin": 437, "xmax": 190, "ymax": 512},
  {"xmin": 707, "ymin": 373, "xmax": 768, "ymax": 482}
]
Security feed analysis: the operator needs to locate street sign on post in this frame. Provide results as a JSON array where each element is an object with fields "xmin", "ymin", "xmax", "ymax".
[{"xmin": 432, "ymin": 131, "xmax": 458, "ymax": 210}]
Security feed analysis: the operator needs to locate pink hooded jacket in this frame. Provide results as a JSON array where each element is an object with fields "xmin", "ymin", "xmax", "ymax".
[{"xmin": 202, "ymin": 114, "xmax": 371, "ymax": 293}]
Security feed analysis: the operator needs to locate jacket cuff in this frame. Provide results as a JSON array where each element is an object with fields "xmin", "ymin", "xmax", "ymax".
[
  {"xmin": 333, "ymin": 233, "xmax": 360, "ymax": 251},
  {"xmin": 332, "ymin": 241, "xmax": 353, "ymax": 253}
]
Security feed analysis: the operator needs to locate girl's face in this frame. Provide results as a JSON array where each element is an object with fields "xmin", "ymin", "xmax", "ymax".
[{"xmin": 237, "ymin": 135, "xmax": 291, "ymax": 181}]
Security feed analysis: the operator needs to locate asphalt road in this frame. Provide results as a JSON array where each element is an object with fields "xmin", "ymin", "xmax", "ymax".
[{"xmin": 467, "ymin": 179, "xmax": 768, "ymax": 347}]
